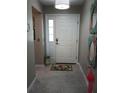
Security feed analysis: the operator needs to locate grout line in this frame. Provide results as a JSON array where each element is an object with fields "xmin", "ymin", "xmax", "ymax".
[
  {"xmin": 76, "ymin": 62, "xmax": 88, "ymax": 86},
  {"xmin": 27, "ymin": 76, "xmax": 36, "ymax": 93}
]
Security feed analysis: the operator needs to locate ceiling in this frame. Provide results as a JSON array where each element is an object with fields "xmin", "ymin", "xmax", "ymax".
[{"xmin": 39, "ymin": 0, "xmax": 84, "ymax": 6}]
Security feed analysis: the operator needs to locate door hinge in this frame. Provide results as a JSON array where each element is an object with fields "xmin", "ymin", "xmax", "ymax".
[
  {"xmin": 76, "ymin": 56, "xmax": 77, "ymax": 59},
  {"xmin": 77, "ymin": 21, "xmax": 79, "ymax": 24},
  {"xmin": 76, "ymin": 40, "xmax": 78, "ymax": 43}
]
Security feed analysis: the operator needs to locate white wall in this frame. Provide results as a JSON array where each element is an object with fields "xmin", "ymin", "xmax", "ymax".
[
  {"xmin": 79, "ymin": 0, "xmax": 97, "ymax": 92},
  {"xmin": 79, "ymin": 0, "xmax": 93, "ymax": 74},
  {"xmin": 27, "ymin": 0, "xmax": 42, "ymax": 87}
]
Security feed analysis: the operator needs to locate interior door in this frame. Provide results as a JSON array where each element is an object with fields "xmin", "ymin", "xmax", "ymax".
[{"xmin": 55, "ymin": 14, "xmax": 79, "ymax": 63}]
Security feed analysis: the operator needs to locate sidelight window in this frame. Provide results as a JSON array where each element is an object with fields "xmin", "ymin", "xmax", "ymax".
[{"xmin": 48, "ymin": 20, "xmax": 54, "ymax": 42}]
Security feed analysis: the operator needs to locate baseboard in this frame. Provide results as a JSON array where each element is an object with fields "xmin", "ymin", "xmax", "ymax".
[
  {"xmin": 27, "ymin": 76, "xmax": 36, "ymax": 93},
  {"xmin": 76, "ymin": 62, "xmax": 88, "ymax": 86}
]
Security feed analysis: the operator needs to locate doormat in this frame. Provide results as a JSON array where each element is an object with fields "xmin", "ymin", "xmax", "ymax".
[{"xmin": 50, "ymin": 64, "xmax": 73, "ymax": 71}]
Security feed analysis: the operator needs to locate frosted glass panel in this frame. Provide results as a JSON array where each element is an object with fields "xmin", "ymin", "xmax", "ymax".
[
  {"xmin": 49, "ymin": 20, "xmax": 54, "ymax": 27},
  {"xmin": 49, "ymin": 28, "xmax": 53, "ymax": 34},
  {"xmin": 49, "ymin": 34, "xmax": 54, "ymax": 41},
  {"xmin": 48, "ymin": 20, "xmax": 54, "ymax": 42}
]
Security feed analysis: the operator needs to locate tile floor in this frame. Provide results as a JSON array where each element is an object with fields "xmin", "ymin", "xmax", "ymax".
[{"xmin": 29, "ymin": 64, "xmax": 87, "ymax": 93}]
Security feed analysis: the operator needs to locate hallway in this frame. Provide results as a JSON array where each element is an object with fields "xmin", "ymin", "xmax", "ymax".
[
  {"xmin": 27, "ymin": 0, "xmax": 97, "ymax": 93},
  {"xmin": 29, "ymin": 64, "xmax": 87, "ymax": 93}
]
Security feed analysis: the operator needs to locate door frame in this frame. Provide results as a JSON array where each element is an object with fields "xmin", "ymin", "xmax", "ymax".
[
  {"xmin": 45, "ymin": 14, "xmax": 80, "ymax": 63},
  {"xmin": 32, "ymin": 7, "xmax": 44, "ymax": 64}
]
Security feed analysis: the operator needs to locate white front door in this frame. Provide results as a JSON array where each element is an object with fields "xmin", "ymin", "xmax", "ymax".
[{"xmin": 46, "ymin": 14, "xmax": 79, "ymax": 63}]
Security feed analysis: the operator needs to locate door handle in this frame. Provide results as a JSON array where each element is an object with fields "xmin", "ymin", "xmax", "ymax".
[{"xmin": 56, "ymin": 38, "xmax": 59, "ymax": 45}]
